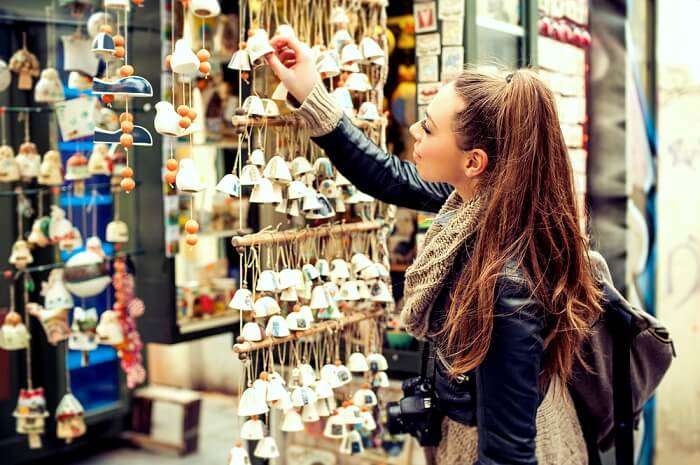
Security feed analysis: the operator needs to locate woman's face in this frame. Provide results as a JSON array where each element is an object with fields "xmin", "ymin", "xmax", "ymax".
[{"xmin": 409, "ymin": 83, "xmax": 467, "ymax": 184}]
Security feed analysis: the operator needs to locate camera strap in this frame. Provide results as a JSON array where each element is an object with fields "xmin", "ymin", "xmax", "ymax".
[{"xmin": 419, "ymin": 342, "xmax": 436, "ymax": 380}]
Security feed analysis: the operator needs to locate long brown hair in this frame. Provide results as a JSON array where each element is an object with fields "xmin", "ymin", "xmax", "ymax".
[{"xmin": 439, "ymin": 68, "xmax": 603, "ymax": 385}]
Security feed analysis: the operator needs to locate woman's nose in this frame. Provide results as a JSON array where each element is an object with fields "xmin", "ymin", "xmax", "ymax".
[{"xmin": 409, "ymin": 121, "xmax": 422, "ymax": 141}]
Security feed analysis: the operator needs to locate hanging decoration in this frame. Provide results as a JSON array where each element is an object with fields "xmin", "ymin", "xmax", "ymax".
[
  {"xmin": 8, "ymin": 33, "xmax": 40, "ymax": 91},
  {"xmin": 55, "ymin": 392, "xmax": 86, "ymax": 444}
]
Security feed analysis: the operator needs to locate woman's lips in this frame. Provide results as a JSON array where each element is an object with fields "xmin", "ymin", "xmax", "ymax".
[{"xmin": 413, "ymin": 151, "xmax": 422, "ymax": 162}]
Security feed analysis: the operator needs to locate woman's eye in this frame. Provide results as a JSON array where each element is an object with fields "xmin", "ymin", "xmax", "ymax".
[{"xmin": 421, "ymin": 120, "xmax": 431, "ymax": 134}]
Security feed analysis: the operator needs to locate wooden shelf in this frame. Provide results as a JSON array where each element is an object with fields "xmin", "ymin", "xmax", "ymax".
[
  {"xmin": 231, "ymin": 221, "xmax": 384, "ymax": 248},
  {"xmin": 231, "ymin": 114, "xmax": 387, "ymax": 130}
]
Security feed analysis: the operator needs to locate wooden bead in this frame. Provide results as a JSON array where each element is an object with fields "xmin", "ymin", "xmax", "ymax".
[
  {"xmin": 119, "ymin": 112, "xmax": 134, "ymax": 122},
  {"xmin": 197, "ymin": 49, "xmax": 211, "ymax": 62},
  {"xmin": 187, "ymin": 109, "xmax": 197, "ymax": 121},
  {"xmin": 119, "ymin": 65, "xmax": 134, "ymax": 77},
  {"xmin": 166, "ymin": 159, "xmax": 178, "ymax": 171},
  {"xmin": 102, "ymin": 94, "xmax": 115, "ymax": 104},
  {"xmin": 177, "ymin": 105, "xmax": 190, "ymax": 117},
  {"xmin": 185, "ymin": 219, "xmax": 199, "ymax": 234},
  {"xmin": 100, "ymin": 24, "xmax": 113, "ymax": 34},
  {"xmin": 164, "ymin": 171, "xmax": 177, "ymax": 184},
  {"xmin": 114, "ymin": 46, "xmax": 125, "ymax": 58},
  {"xmin": 120, "ymin": 120, "xmax": 134, "ymax": 133},
  {"xmin": 185, "ymin": 234, "xmax": 198, "ymax": 246},
  {"xmin": 121, "ymin": 167, "xmax": 134, "ymax": 178},
  {"xmin": 113, "ymin": 35, "xmax": 125, "ymax": 46},
  {"xmin": 179, "ymin": 117, "xmax": 191, "ymax": 129},
  {"xmin": 120, "ymin": 133, "xmax": 134, "ymax": 148},
  {"xmin": 120, "ymin": 177, "xmax": 136, "ymax": 192},
  {"xmin": 198, "ymin": 62, "xmax": 211, "ymax": 75}
]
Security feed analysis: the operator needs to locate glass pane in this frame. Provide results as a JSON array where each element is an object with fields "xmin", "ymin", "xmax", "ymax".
[
  {"xmin": 476, "ymin": 0, "xmax": 524, "ymax": 67},
  {"xmin": 477, "ymin": 0, "xmax": 522, "ymax": 25}
]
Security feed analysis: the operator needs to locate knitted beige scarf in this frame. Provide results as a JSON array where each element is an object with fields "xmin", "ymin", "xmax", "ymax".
[{"xmin": 400, "ymin": 191, "xmax": 486, "ymax": 339}]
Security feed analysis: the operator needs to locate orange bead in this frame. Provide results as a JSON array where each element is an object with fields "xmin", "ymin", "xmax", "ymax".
[
  {"xmin": 185, "ymin": 219, "xmax": 199, "ymax": 234},
  {"xmin": 114, "ymin": 46, "xmax": 125, "ymax": 58},
  {"xmin": 187, "ymin": 109, "xmax": 197, "ymax": 121},
  {"xmin": 119, "ymin": 112, "xmax": 134, "ymax": 122},
  {"xmin": 164, "ymin": 54, "xmax": 172, "ymax": 70},
  {"xmin": 119, "ymin": 65, "xmax": 134, "ymax": 77},
  {"xmin": 120, "ymin": 177, "xmax": 136, "ymax": 192},
  {"xmin": 197, "ymin": 49, "xmax": 211, "ymax": 62},
  {"xmin": 180, "ymin": 0, "xmax": 190, "ymax": 6},
  {"xmin": 185, "ymin": 234, "xmax": 198, "ymax": 246},
  {"xmin": 176, "ymin": 105, "xmax": 190, "ymax": 117},
  {"xmin": 113, "ymin": 35, "xmax": 125, "ymax": 47},
  {"xmin": 198, "ymin": 62, "xmax": 211, "ymax": 75},
  {"xmin": 121, "ymin": 167, "xmax": 134, "ymax": 178},
  {"xmin": 239, "ymin": 41, "xmax": 247, "ymax": 49},
  {"xmin": 132, "ymin": 0, "xmax": 144, "ymax": 6},
  {"xmin": 100, "ymin": 24, "xmax": 113, "ymax": 34},
  {"xmin": 164, "ymin": 171, "xmax": 177, "ymax": 184},
  {"xmin": 102, "ymin": 94, "xmax": 115, "ymax": 104},
  {"xmin": 166, "ymin": 159, "xmax": 178, "ymax": 171},
  {"xmin": 121, "ymin": 120, "xmax": 134, "ymax": 133},
  {"xmin": 120, "ymin": 133, "xmax": 134, "ymax": 148},
  {"xmin": 241, "ymin": 71, "xmax": 249, "ymax": 82},
  {"xmin": 179, "ymin": 117, "xmax": 191, "ymax": 129}
]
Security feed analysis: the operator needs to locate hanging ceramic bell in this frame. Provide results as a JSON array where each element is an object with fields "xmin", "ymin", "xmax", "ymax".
[
  {"xmin": 316, "ymin": 51, "xmax": 341, "ymax": 78},
  {"xmin": 285, "ymin": 308, "xmax": 311, "ymax": 330},
  {"xmin": 358, "ymin": 101, "xmax": 380, "ymax": 121},
  {"xmin": 247, "ymin": 29, "xmax": 274, "ymax": 66},
  {"xmin": 27, "ymin": 217, "xmax": 50, "ymax": 248},
  {"xmin": 9, "ymin": 46, "xmax": 40, "ymax": 90},
  {"xmin": 352, "ymin": 384, "xmax": 378, "ymax": 407},
  {"xmin": 55, "ymin": 393, "xmax": 86, "ymax": 444},
  {"xmin": 65, "ymin": 152, "xmax": 90, "ymax": 185},
  {"xmin": 38, "ymin": 150, "xmax": 63, "ymax": 186},
  {"xmin": 360, "ymin": 36, "xmax": 384, "ymax": 62},
  {"xmin": 323, "ymin": 412, "xmax": 345, "ymax": 438},
  {"xmin": 320, "ymin": 364, "xmax": 341, "ymax": 389},
  {"xmin": 253, "ymin": 436, "xmax": 279, "ymax": 459},
  {"xmin": 351, "ymin": 253, "xmax": 373, "ymax": 275},
  {"xmin": 273, "ymin": 388, "xmax": 294, "ymax": 412},
  {"xmin": 367, "ymin": 353, "xmax": 389, "ymax": 372},
  {"xmin": 372, "ymin": 371, "xmax": 390, "ymax": 389},
  {"xmin": 106, "ymin": 220, "xmax": 129, "ymax": 243},
  {"xmin": 0, "ymin": 59, "xmax": 10, "ymax": 92},
  {"xmin": 371, "ymin": 280, "xmax": 393, "ymax": 303},
  {"xmin": 330, "ymin": 6, "xmax": 350, "ymax": 25},
  {"xmin": 338, "ymin": 281, "xmax": 361, "ymax": 301},
  {"xmin": 263, "ymin": 156, "xmax": 292, "ymax": 183},
  {"xmin": 59, "ymin": 226, "xmax": 83, "ymax": 254},
  {"xmin": 228, "ymin": 288, "xmax": 253, "ymax": 311},
  {"xmin": 271, "ymin": 81, "xmax": 288, "ymax": 101},
  {"xmin": 9, "ymin": 240, "xmax": 34, "ymax": 270},
  {"xmin": 250, "ymin": 178, "xmax": 282, "ymax": 203},
  {"xmin": 49, "ymin": 206, "xmax": 73, "ymax": 242},
  {"xmin": 345, "ymin": 72, "xmax": 373, "ymax": 92},
  {"xmin": 334, "ymin": 361, "xmax": 352, "ymax": 386},
  {"xmin": 281, "ymin": 409, "xmax": 304, "ymax": 432},
  {"xmin": 16, "ymin": 142, "xmax": 41, "ymax": 181},
  {"xmin": 243, "ymin": 95, "xmax": 266, "ymax": 117},
  {"xmin": 266, "ymin": 376, "xmax": 287, "ymax": 403},
  {"xmin": 0, "ymin": 310, "xmax": 30, "ymax": 350},
  {"xmin": 261, "ymin": 99, "xmax": 279, "ymax": 117},
  {"xmin": 310, "ymin": 285, "xmax": 330, "ymax": 310},
  {"xmin": 340, "ymin": 43, "xmax": 362, "ymax": 65},
  {"xmin": 171, "ymin": 39, "xmax": 200, "ymax": 75},
  {"xmin": 240, "ymin": 416, "xmax": 265, "ymax": 440},
  {"xmin": 228, "ymin": 442, "xmax": 251, "ymax": 465},
  {"xmin": 91, "ymin": 32, "xmax": 116, "ymax": 57},
  {"xmin": 316, "ymin": 398, "xmax": 331, "ymax": 417},
  {"xmin": 27, "ymin": 301, "xmax": 69, "ymax": 346},
  {"xmin": 13, "ymin": 387, "xmax": 49, "ymax": 449},
  {"xmin": 241, "ymin": 322, "xmax": 263, "ymax": 342},
  {"xmin": 253, "ymin": 296, "xmax": 281, "ymax": 318},
  {"xmin": 191, "ymin": 0, "xmax": 220, "ymax": 18},
  {"xmin": 256, "ymin": 270, "xmax": 279, "ymax": 292},
  {"xmin": 64, "ymin": 250, "xmax": 110, "ymax": 298},
  {"xmin": 176, "ymin": 158, "xmax": 205, "ymax": 193},
  {"xmin": 96, "ymin": 309, "xmax": 124, "ymax": 345},
  {"xmin": 301, "ymin": 188, "xmax": 323, "ymax": 212},
  {"xmin": 339, "ymin": 429, "xmax": 364, "ymax": 455},
  {"xmin": 0, "ymin": 145, "xmax": 20, "ymax": 182},
  {"xmin": 265, "ymin": 315, "xmax": 290, "ymax": 338},
  {"xmin": 332, "ymin": 28, "xmax": 353, "ymax": 48},
  {"xmin": 301, "ymin": 402, "xmax": 320, "ymax": 422},
  {"xmin": 290, "ymin": 156, "xmax": 313, "ymax": 177},
  {"xmin": 216, "ymin": 173, "xmax": 241, "ymax": 197},
  {"xmin": 68, "ymin": 307, "xmax": 99, "ymax": 361},
  {"xmin": 347, "ymin": 352, "xmax": 370, "ymax": 373},
  {"xmin": 88, "ymin": 143, "xmax": 111, "ymax": 175},
  {"xmin": 298, "ymin": 363, "xmax": 317, "ymax": 387},
  {"xmin": 360, "ymin": 264, "xmax": 380, "ymax": 281},
  {"xmin": 238, "ymin": 385, "xmax": 269, "ymax": 417},
  {"xmin": 227, "ymin": 48, "xmax": 251, "ymax": 71},
  {"xmin": 291, "ymin": 386, "xmax": 317, "ymax": 407},
  {"xmin": 339, "ymin": 402, "xmax": 363, "ymax": 425},
  {"xmin": 34, "ymin": 68, "xmax": 65, "ymax": 103},
  {"xmin": 313, "ymin": 379, "xmax": 334, "ymax": 400}
]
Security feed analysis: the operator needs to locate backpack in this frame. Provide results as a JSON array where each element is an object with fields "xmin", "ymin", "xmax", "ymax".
[{"xmin": 569, "ymin": 251, "xmax": 675, "ymax": 465}]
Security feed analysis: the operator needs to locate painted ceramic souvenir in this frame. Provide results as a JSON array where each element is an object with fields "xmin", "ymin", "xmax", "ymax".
[
  {"xmin": 13, "ymin": 387, "xmax": 49, "ymax": 449},
  {"xmin": 96, "ymin": 309, "xmax": 124, "ymax": 345},
  {"xmin": 38, "ymin": 150, "xmax": 64, "ymax": 186},
  {"xmin": 68, "ymin": 307, "xmax": 99, "ymax": 356},
  {"xmin": 34, "ymin": 68, "xmax": 65, "ymax": 103},
  {"xmin": 0, "ymin": 145, "xmax": 20, "ymax": 182},
  {"xmin": 55, "ymin": 393, "xmax": 86, "ymax": 443},
  {"xmin": 105, "ymin": 220, "xmax": 129, "ymax": 243},
  {"xmin": 9, "ymin": 240, "xmax": 33, "ymax": 270},
  {"xmin": 8, "ymin": 47, "xmax": 40, "ymax": 90},
  {"xmin": 0, "ymin": 310, "xmax": 30, "ymax": 350},
  {"xmin": 27, "ymin": 217, "xmax": 50, "ymax": 247},
  {"xmin": 28, "ymin": 302, "xmax": 70, "ymax": 346},
  {"xmin": 64, "ymin": 250, "xmax": 111, "ymax": 298},
  {"xmin": 49, "ymin": 206, "xmax": 74, "ymax": 243},
  {"xmin": 65, "ymin": 152, "xmax": 90, "ymax": 182},
  {"xmin": 15, "ymin": 142, "xmax": 41, "ymax": 180},
  {"xmin": 58, "ymin": 226, "xmax": 83, "ymax": 253},
  {"xmin": 88, "ymin": 143, "xmax": 111, "ymax": 175}
]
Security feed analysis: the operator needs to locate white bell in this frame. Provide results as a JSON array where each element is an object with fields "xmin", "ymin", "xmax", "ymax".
[
  {"xmin": 335, "ymin": 171, "xmax": 351, "ymax": 186},
  {"xmin": 256, "ymin": 270, "xmax": 279, "ymax": 292},
  {"xmin": 154, "ymin": 101, "xmax": 183, "ymax": 136},
  {"xmin": 330, "ymin": 7, "xmax": 350, "ymax": 25},
  {"xmin": 371, "ymin": 280, "xmax": 393, "ymax": 303},
  {"xmin": 96, "ymin": 310, "xmax": 124, "ymax": 345},
  {"xmin": 34, "ymin": 68, "xmax": 65, "ymax": 103},
  {"xmin": 249, "ymin": 148, "xmax": 266, "ymax": 166},
  {"xmin": 243, "ymin": 96, "xmax": 266, "ymax": 117},
  {"xmin": 346, "ymin": 188, "xmax": 374, "ymax": 204},
  {"xmin": 273, "ymin": 389, "xmax": 294, "ymax": 412},
  {"xmin": 237, "ymin": 386, "xmax": 269, "ymax": 417},
  {"xmin": 250, "ymin": 178, "xmax": 281, "ymax": 203},
  {"xmin": 330, "ymin": 259, "xmax": 351, "ymax": 282},
  {"xmin": 247, "ymin": 29, "xmax": 274, "ymax": 65},
  {"xmin": 360, "ymin": 36, "xmax": 384, "ymax": 61},
  {"xmin": 315, "ymin": 398, "xmax": 331, "ymax": 417},
  {"xmin": 290, "ymin": 156, "xmax": 313, "ymax": 176},
  {"xmin": 323, "ymin": 412, "xmax": 345, "ymax": 438},
  {"xmin": 262, "ymin": 99, "xmax": 280, "ymax": 117},
  {"xmin": 302, "ymin": 188, "xmax": 323, "ymax": 211},
  {"xmin": 310, "ymin": 286, "xmax": 330, "ymax": 310},
  {"xmin": 340, "ymin": 43, "xmax": 362, "ymax": 65},
  {"xmin": 241, "ymin": 322, "xmax": 263, "ymax": 342},
  {"xmin": 191, "ymin": 0, "xmax": 220, "ymax": 18},
  {"xmin": 228, "ymin": 49, "xmax": 251, "ymax": 71},
  {"xmin": 320, "ymin": 364, "xmax": 341, "ymax": 389},
  {"xmin": 87, "ymin": 12, "xmax": 113, "ymax": 38},
  {"xmin": 228, "ymin": 443, "xmax": 251, "ymax": 465},
  {"xmin": 326, "ymin": 395, "xmax": 338, "ymax": 412},
  {"xmin": 351, "ymin": 253, "xmax": 373, "ymax": 275},
  {"xmin": 38, "ymin": 150, "xmax": 63, "ymax": 186},
  {"xmin": 88, "ymin": 144, "xmax": 110, "ymax": 175},
  {"xmin": 297, "ymin": 363, "xmax": 316, "ymax": 387},
  {"xmin": 360, "ymin": 263, "xmax": 381, "ymax": 280},
  {"xmin": 314, "ymin": 380, "xmax": 334, "ymax": 399},
  {"xmin": 176, "ymin": 158, "xmax": 205, "ymax": 193},
  {"xmin": 323, "ymin": 282, "xmax": 340, "ymax": 302},
  {"xmin": 281, "ymin": 409, "xmax": 304, "ymax": 432},
  {"xmin": 287, "ymin": 180, "xmax": 308, "ymax": 200},
  {"xmin": 266, "ymin": 377, "xmax": 287, "ymax": 403},
  {"xmin": 348, "ymin": 352, "xmax": 369, "ymax": 372},
  {"xmin": 358, "ymin": 101, "xmax": 380, "ymax": 121},
  {"xmin": 229, "ymin": 288, "xmax": 253, "ymax": 311},
  {"xmin": 216, "ymin": 173, "xmax": 241, "ymax": 197},
  {"xmin": 339, "ymin": 403, "xmax": 363, "ymax": 425},
  {"xmin": 171, "ymin": 39, "xmax": 200, "ymax": 75},
  {"xmin": 280, "ymin": 286, "xmax": 299, "ymax": 303},
  {"xmin": 277, "ymin": 269, "xmax": 296, "ymax": 290},
  {"xmin": 352, "ymin": 386, "xmax": 378, "ymax": 407},
  {"xmin": 299, "ymin": 305, "xmax": 314, "ymax": 323},
  {"xmin": 263, "ymin": 156, "xmax": 292, "ymax": 183},
  {"xmin": 356, "ymin": 280, "xmax": 372, "ymax": 300},
  {"xmin": 286, "ymin": 309, "xmax": 311, "ymax": 330},
  {"xmin": 302, "ymin": 263, "xmax": 320, "ymax": 281},
  {"xmin": 338, "ymin": 281, "xmax": 361, "ymax": 301},
  {"xmin": 372, "ymin": 371, "xmax": 390, "ymax": 388},
  {"xmin": 344, "ymin": 72, "xmax": 372, "ymax": 92},
  {"xmin": 316, "ymin": 51, "xmax": 341, "ymax": 77},
  {"xmin": 335, "ymin": 362, "xmax": 352, "ymax": 386},
  {"xmin": 271, "ymin": 81, "xmax": 288, "ymax": 100},
  {"xmin": 340, "ymin": 61, "xmax": 360, "ymax": 73},
  {"xmin": 265, "ymin": 315, "xmax": 290, "ymax": 338},
  {"xmin": 361, "ymin": 409, "xmax": 377, "ymax": 431},
  {"xmin": 332, "ymin": 28, "xmax": 353, "ymax": 47},
  {"xmin": 240, "ymin": 164, "xmax": 262, "ymax": 186},
  {"xmin": 253, "ymin": 296, "xmax": 281, "ymax": 318},
  {"xmin": 253, "ymin": 436, "xmax": 279, "ymax": 459},
  {"xmin": 291, "ymin": 386, "xmax": 317, "ymax": 407},
  {"xmin": 367, "ymin": 353, "xmax": 389, "ymax": 371},
  {"xmin": 331, "ymin": 87, "xmax": 355, "ymax": 116},
  {"xmin": 301, "ymin": 402, "xmax": 320, "ymax": 422},
  {"xmin": 240, "ymin": 417, "xmax": 265, "ymax": 440},
  {"xmin": 375, "ymin": 263, "xmax": 390, "ymax": 278},
  {"xmin": 315, "ymin": 259, "xmax": 331, "ymax": 278},
  {"xmin": 339, "ymin": 430, "xmax": 364, "ymax": 455}
]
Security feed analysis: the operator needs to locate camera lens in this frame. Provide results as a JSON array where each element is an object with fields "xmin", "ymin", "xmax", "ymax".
[{"xmin": 385, "ymin": 401, "xmax": 406, "ymax": 435}]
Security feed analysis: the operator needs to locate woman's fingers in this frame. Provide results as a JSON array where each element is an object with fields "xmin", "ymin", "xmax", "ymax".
[
  {"xmin": 279, "ymin": 49, "xmax": 296, "ymax": 62},
  {"xmin": 265, "ymin": 51, "xmax": 290, "ymax": 80}
]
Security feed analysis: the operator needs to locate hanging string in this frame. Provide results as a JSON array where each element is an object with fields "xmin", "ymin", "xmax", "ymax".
[{"xmin": 22, "ymin": 273, "xmax": 33, "ymax": 389}]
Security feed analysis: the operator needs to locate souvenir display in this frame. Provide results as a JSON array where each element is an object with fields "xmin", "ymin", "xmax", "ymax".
[
  {"xmin": 55, "ymin": 393, "xmax": 86, "ymax": 444},
  {"xmin": 31, "ymin": 269, "xmax": 74, "ymax": 345}
]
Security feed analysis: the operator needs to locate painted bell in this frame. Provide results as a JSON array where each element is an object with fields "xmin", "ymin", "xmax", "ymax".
[
  {"xmin": 13, "ymin": 387, "xmax": 49, "ymax": 449},
  {"xmin": 88, "ymin": 143, "xmax": 110, "ymax": 175},
  {"xmin": 356, "ymin": 280, "xmax": 372, "ymax": 300},
  {"xmin": 286, "ymin": 309, "xmax": 311, "ymax": 330},
  {"xmin": 215, "ymin": 173, "xmax": 241, "ymax": 197},
  {"xmin": 91, "ymin": 32, "xmax": 115, "ymax": 57},
  {"xmin": 34, "ymin": 68, "xmax": 65, "ymax": 103},
  {"xmin": 253, "ymin": 296, "xmax": 281, "ymax": 318},
  {"xmin": 330, "ymin": 259, "xmax": 351, "ymax": 281},
  {"xmin": 358, "ymin": 101, "xmax": 380, "ymax": 121},
  {"xmin": 176, "ymin": 158, "xmax": 205, "ymax": 193},
  {"xmin": 351, "ymin": 253, "xmax": 373, "ymax": 275},
  {"xmin": 320, "ymin": 364, "xmax": 341, "ymax": 389},
  {"xmin": 263, "ymin": 156, "xmax": 292, "ymax": 183},
  {"xmin": 338, "ymin": 280, "xmax": 361, "ymax": 301},
  {"xmin": 301, "ymin": 402, "xmax": 320, "ymax": 422},
  {"xmin": 49, "ymin": 206, "xmax": 73, "ymax": 242},
  {"xmin": 27, "ymin": 218, "xmax": 50, "ymax": 248},
  {"xmin": 243, "ymin": 95, "xmax": 266, "ymax": 117},
  {"xmin": 352, "ymin": 385, "xmax": 378, "ymax": 407},
  {"xmin": 16, "ymin": 143, "xmax": 41, "ymax": 180},
  {"xmin": 302, "ymin": 188, "xmax": 323, "ymax": 211},
  {"xmin": 38, "ymin": 150, "xmax": 63, "ymax": 186},
  {"xmin": 310, "ymin": 285, "xmax": 330, "ymax": 310},
  {"xmin": 372, "ymin": 371, "xmax": 390, "ymax": 388},
  {"xmin": 323, "ymin": 412, "xmax": 345, "ymax": 438},
  {"xmin": 314, "ymin": 259, "xmax": 330, "ymax": 278},
  {"xmin": 371, "ymin": 280, "xmax": 393, "ymax": 303},
  {"xmin": 265, "ymin": 315, "xmax": 290, "ymax": 338},
  {"xmin": 0, "ymin": 145, "xmax": 20, "ymax": 182},
  {"xmin": 227, "ymin": 49, "xmax": 251, "ymax": 71},
  {"xmin": 1, "ymin": 311, "xmax": 30, "ymax": 350},
  {"xmin": 28, "ymin": 301, "xmax": 69, "ymax": 346},
  {"xmin": 241, "ymin": 322, "xmax": 263, "ymax": 342},
  {"xmin": 287, "ymin": 180, "xmax": 308, "ymax": 201},
  {"xmin": 96, "ymin": 309, "xmax": 124, "ymax": 345},
  {"xmin": 247, "ymin": 29, "xmax": 274, "ymax": 65},
  {"xmin": 316, "ymin": 50, "xmax": 341, "ymax": 77},
  {"xmin": 171, "ymin": 39, "xmax": 199, "ymax": 75},
  {"xmin": 290, "ymin": 156, "xmax": 312, "ymax": 177},
  {"xmin": 344, "ymin": 72, "xmax": 372, "ymax": 92},
  {"xmin": 240, "ymin": 417, "xmax": 265, "ymax": 440},
  {"xmin": 298, "ymin": 305, "xmax": 314, "ymax": 322},
  {"xmin": 281, "ymin": 409, "xmax": 304, "ymax": 432},
  {"xmin": 64, "ymin": 251, "xmax": 110, "ymax": 298},
  {"xmin": 237, "ymin": 386, "xmax": 269, "ymax": 417},
  {"xmin": 240, "ymin": 164, "xmax": 262, "ymax": 186},
  {"xmin": 228, "ymin": 443, "xmax": 251, "ymax": 465},
  {"xmin": 253, "ymin": 436, "xmax": 279, "ymax": 459},
  {"xmin": 305, "ymin": 195, "xmax": 335, "ymax": 220},
  {"xmin": 313, "ymin": 379, "xmax": 334, "ymax": 399},
  {"xmin": 250, "ymin": 178, "xmax": 282, "ymax": 204},
  {"xmin": 55, "ymin": 393, "xmax": 86, "ymax": 443},
  {"xmin": 291, "ymin": 386, "xmax": 317, "ymax": 407},
  {"xmin": 339, "ymin": 403, "xmax": 363, "ymax": 425},
  {"xmin": 360, "ymin": 263, "xmax": 380, "ymax": 280},
  {"xmin": 360, "ymin": 36, "xmax": 384, "ymax": 61},
  {"xmin": 261, "ymin": 99, "xmax": 279, "ymax": 117},
  {"xmin": 228, "ymin": 288, "xmax": 253, "ymax": 311},
  {"xmin": 106, "ymin": 220, "xmax": 129, "ymax": 243},
  {"xmin": 191, "ymin": 0, "xmax": 220, "ymax": 18},
  {"xmin": 276, "ymin": 268, "xmax": 296, "ymax": 290},
  {"xmin": 339, "ymin": 429, "xmax": 364, "ymax": 455},
  {"xmin": 65, "ymin": 152, "xmax": 89, "ymax": 181},
  {"xmin": 59, "ymin": 226, "xmax": 83, "ymax": 254},
  {"xmin": 332, "ymin": 28, "xmax": 353, "ymax": 48},
  {"xmin": 68, "ymin": 307, "xmax": 99, "ymax": 352},
  {"xmin": 313, "ymin": 157, "xmax": 334, "ymax": 179},
  {"xmin": 348, "ymin": 352, "xmax": 369, "ymax": 373},
  {"xmin": 9, "ymin": 240, "xmax": 33, "ymax": 270},
  {"xmin": 367, "ymin": 352, "xmax": 389, "ymax": 371},
  {"xmin": 154, "ymin": 101, "xmax": 183, "ymax": 137}
]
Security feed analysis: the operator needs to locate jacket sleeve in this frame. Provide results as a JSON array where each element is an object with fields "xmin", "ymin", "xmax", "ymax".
[
  {"xmin": 289, "ymin": 81, "xmax": 453, "ymax": 213},
  {"xmin": 474, "ymin": 276, "xmax": 545, "ymax": 465}
]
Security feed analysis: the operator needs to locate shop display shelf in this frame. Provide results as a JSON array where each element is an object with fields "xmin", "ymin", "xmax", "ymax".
[
  {"xmin": 67, "ymin": 346, "xmax": 119, "ymax": 371},
  {"xmin": 178, "ymin": 312, "xmax": 241, "ymax": 334}
]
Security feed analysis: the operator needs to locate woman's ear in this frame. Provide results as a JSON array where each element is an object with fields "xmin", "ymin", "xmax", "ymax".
[{"xmin": 463, "ymin": 149, "xmax": 488, "ymax": 178}]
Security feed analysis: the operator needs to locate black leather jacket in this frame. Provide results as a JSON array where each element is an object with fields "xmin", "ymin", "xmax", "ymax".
[{"xmin": 313, "ymin": 116, "xmax": 546, "ymax": 465}]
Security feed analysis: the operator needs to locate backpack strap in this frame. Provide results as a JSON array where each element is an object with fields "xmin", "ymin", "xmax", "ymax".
[{"xmin": 612, "ymin": 313, "xmax": 635, "ymax": 465}]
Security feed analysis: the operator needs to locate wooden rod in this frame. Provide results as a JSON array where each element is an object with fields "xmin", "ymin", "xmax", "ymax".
[
  {"xmin": 231, "ymin": 115, "xmax": 386, "ymax": 130},
  {"xmin": 231, "ymin": 221, "xmax": 383, "ymax": 248},
  {"xmin": 233, "ymin": 308, "xmax": 384, "ymax": 356}
]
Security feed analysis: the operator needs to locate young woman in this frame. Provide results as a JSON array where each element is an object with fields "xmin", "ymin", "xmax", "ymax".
[{"xmin": 265, "ymin": 36, "xmax": 603, "ymax": 465}]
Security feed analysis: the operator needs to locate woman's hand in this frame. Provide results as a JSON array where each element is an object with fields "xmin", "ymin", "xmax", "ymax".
[{"xmin": 265, "ymin": 35, "xmax": 319, "ymax": 103}]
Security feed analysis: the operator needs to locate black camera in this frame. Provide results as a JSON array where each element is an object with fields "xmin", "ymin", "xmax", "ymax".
[{"xmin": 385, "ymin": 376, "xmax": 443, "ymax": 446}]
